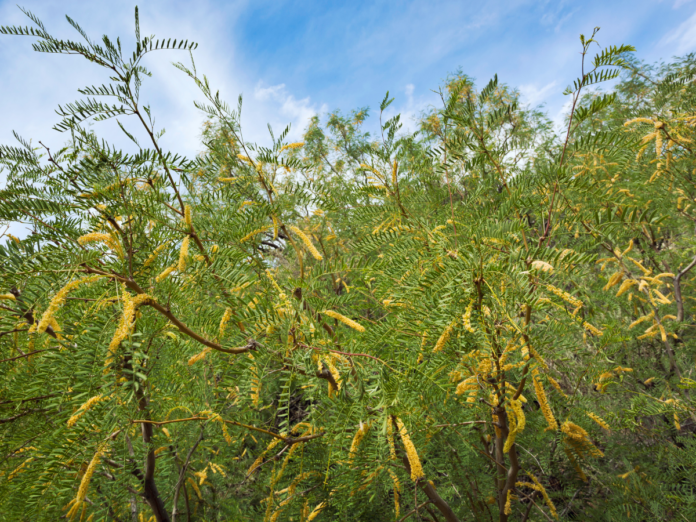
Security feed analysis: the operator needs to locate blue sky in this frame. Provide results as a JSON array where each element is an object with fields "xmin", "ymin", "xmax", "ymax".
[{"xmin": 1, "ymin": 0, "xmax": 695, "ymax": 162}]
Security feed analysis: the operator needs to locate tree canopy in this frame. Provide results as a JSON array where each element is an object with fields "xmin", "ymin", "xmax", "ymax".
[{"xmin": 2, "ymin": 8, "xmax": 696, "ymax": 522}]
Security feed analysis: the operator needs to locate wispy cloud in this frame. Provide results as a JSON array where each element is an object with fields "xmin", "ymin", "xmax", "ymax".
[
  {"xmin": 519, "ymin": 81, "xmax": 558, "ymax": 108},
  {"xmin": 659, "ymin": 9, "xmax": 696, "ymax": 55},
  {"xmin": 253, "ymin": 82, "xmax": 325, "ymax": 141}
]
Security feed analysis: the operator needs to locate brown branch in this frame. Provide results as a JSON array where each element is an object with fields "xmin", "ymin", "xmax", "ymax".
[
  {"xmin": 397, "ymin": 501, "xmax": 433, "ymax": 522},
  {"xmin": 131, "ymin": 417, "xmax": 324, "ymax": 445},
  {"xmin": 81, "ymin": 265, "xmax": 257, "ymax": 354},
  {"xmin": 0, "ymin": 348, "xmax": 58, "ymax": 364},
  {"xmin": 171, "ymin": 427, "xmax": 205, "ymax": 522},
  {"xmin": 675, "ymin": 254, "xmax": 696, "ymax": 322}
]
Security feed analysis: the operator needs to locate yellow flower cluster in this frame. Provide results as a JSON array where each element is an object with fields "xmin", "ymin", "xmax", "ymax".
[
  {"xmin": 387, "ymin": 418, "xmax": 397, "ymax": 460},
  {"xmin": 321, "ymin": 310, "xmax": 365, "ymax": 332},
  {"xmin": 184, "ymin": 205, "xmax": 192, "ymax": 227},
  {"xmin": 178, "ymin": 236, "xmax": 190, "ymax": 272},
  {"xmin": 532, "ymin": 370, "xmax": 557, "ymax": 431},
  {"xmin": 288, "ymin": 225, "xmax": 323, "ymax": 260},
  {"xmin": 586, "ymin": 411, "xmax": 611, "ymax": 431},
  {"xmin": 65, "ymin": 444, "xmax": 107, "ymax": 521},
  {"xmin": 105, "ymin": 290, "xmax": 151, "ymax": 369},
  {"xmin": 388, "ymin": 468, "xmax": 401, "ymax": 517},
  {"xmin": 67, "ymin": 395, "xmax": 107, "ymax": 427},
  {"xmin": 582, "ymin": 321, "xmax": 603, "ymax": 337},
  {"xmin": 463, "ymin": 300, "xmax": 475, "ymax": 333},
  {"xmin": 307, "ymin": 501, "xmax": 327, "ymax": 521},
  {"xmin": 219, "ymin": 308, "xmax": 232, "ymax": 339},
  {"xmin": 348, "ymin": 421, "xmax": 370, "ymax": 463},
  {"xmin": 77, "ymin": 232, "xmax": 124, "ymax": 258},
  {"xmin": 0, "ymin": 293, "xmax": 16, "ymax": 300},
  {"xmin": 248, "ymin": 438, "xmax": 283, "ymax": 475},
  {"xmin": 279, "ymin": 141, "xmax": 305, "ymax": 153},
  {"xmin": 142, "ymin": 241, "xmax": 170, "ymax": 268},
  {"xmin": 155, "ymin": 265, "xmax": 176, "ymax": 283},
  {"xmin": 38, "ymin": 275, "xmax": 102, "ymax": 334},
  {"xmin": 545, "ymin": 284, "xmax": 583, "ymax": 308},
  {"xmin": 240, "ymin": 226, "xmax": 271, "ymax": 243},
  {"xmin": 188, "ymin": 347, "xmax": 212, "ymax": 366},
  {"xmin": 521, "ymin": 473, "xmax": 558, "ymax": 519},
  {"xmin": 396, "ymin": 418, "xmax": 425, "ymax": 480},
  {"xmin": 503, "ymin": 399, "xmax": 525, "ymax": 453},
  {"xmin": 433, "ymin": 319, "xmax": 456, "ymax": 352},
  {"xmin": 531, "ymin": 260, "xmax": 553, "ymax": 272},
  {"xmin": 561, "ymin": 420, "xmax": 604, "ymax": 458}
]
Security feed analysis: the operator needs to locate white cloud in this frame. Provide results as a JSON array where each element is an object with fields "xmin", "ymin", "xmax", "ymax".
[
  {"xmin": 674, "ymin": 0, "xmax": 694, "ymax": 9},
  {"xmin": 659, "ymin": 9, "xmax": 696, "ymax": 54},
  {"xmin": 519, "ymin": 81, "xmax": 558, "ymax": 108},
  {"xmin": 379, "ymin": 83, "xmax": 440, "ymax": 136},
  {"xmin": 253, "ymin": 82, "xmax": 323, "ymax": 140}
]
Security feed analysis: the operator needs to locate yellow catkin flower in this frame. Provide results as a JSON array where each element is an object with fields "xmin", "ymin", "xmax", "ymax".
[
  {"xmin": 433, "ymin": 320, "xmax": 456, "ymax": 352},
  {"xmin": 391, "ymin": 160, "xmax": 398, "ymax": 186},
  {"xmin": 624, "ymin": 117, "xmax": 654, "ymax": 126},
  {"xmin": 603, "ymin": 271, "xmax": 624, "ymax": 290},
  {"xmin": 188, "ymin": 347, "xmax": 212, "ymax": 366},
  {"xmin": 321, "ymin": 310, "xmax": 365, "ymax": 332},
  {"xmin": 38, "ymin": 276, "xmax": 102, "ymax": 333},
  {"xmin": 348, "ymin": 421, "xmax": 370, "ymax": 463},
  {"xmin": 532, "ymin": 372, "xmax": 558, "ymax": 431},
  {"xmin": 143, "ymin": 241, "xmax": 170, "ymax": 268},
  {"xmin": 547, "ymin": 377, "xmax": 568, "ymax": 399},
  {"xmin": 288, "ymin": 225, "xmax": 323, "ymax": 260},
  {"xmin": 629, "ymin": 311, "xmax": 654, "ymax": 329},
  {"xmin": 155, "ymin": 265, "xmax": 176, "ymax": 283},
  {"xmin": 279, "ymin": 141, "xmax": 305, "ymax": 153},
  {"xmin": 561, "ymin": 421, "xmax": 589, "ymax": 441},
  {"xmin": 78, "ymin": 232, "xmax": 124, "ymax": 258},
  {"xmin": 531, "ymin": 260, "xmax": 553, "ymax": 272},
  {"xmin": 105, "ymin": 291, "xmax": 150, "ymax": 368},
  {"xmin": 271, "ymin": 215, "xmax": 279, "ymax": 240},
  {"xmin": 306, "ymin": 501, "xmax": 327, "ymax": 521},
  {"xmin": 528, "ymin": 473, "xmax": 558, "ymax": 520},
  {"xmin": 615, "ymin": 279, "xmax": 636, "ymax": 297},
  {"xmin": 0, "ymin": 293, "xmax": 16, "ymax": 300},
  {"xmin": 250, "ymin": 373, "xmax": 262, "ymax": 407},
  {"xmin": 582, "ymin": 321, "xmax": 603, "ymax": 336},
  {"xmin": 504, "ymin": 490, "xmax": 513, "ymax": 515},
  {"xmin": 587, "ymin": 412, "xmax": 610, "ymax": 431},
  {"xmin": 463, "ymin": 300, "xmax": 475, "ymax": 332},
  {"xmin": 396, "ymin": 418, "xmax": 425, "ymax": 481},
  {"xmin": 6, "ymin": 233, "xmax": 20, "ymax": 243},
  {"xmin": 178, "ymin": 236, "xmax": 190, "ymax": 272},
  {"xmin": 323, "ymin": 356, "xmax": 342, "ymax": 392},
  {"xmin": 503, "ymin": 399, "xmax": 525, "ymax": 453},
  {"xmin": 7, "ymin": 458, "xmax": 33, "ymax": 481},
  {"xmin": 456, "ymin": 376, "xmax": 479, "ymax": 395},
  {"xmin": 66, "ymin": 444, "xmax": 106, "ymax": 520},
  {"xmin": 388, "ymin": 469, "xmax": 400, "ymax": 517},
  {"xmin": 545, "ymin": 284, "xmax": 583, "ymax": 308},
  {"xmin": 219, "ymin": 308, "xmax": 232, "ymax": 338},
  {"xmin": 187, "ymin": 477, "xmax": 202, "ymax": 499},
  {"xmin": 563, "ymin": 446, "xmax": 588, "ymax": 482},
  {"xmin": 387, "ymin": 418, "xmax": 397, "ymax": 460},
  {"xmin": 184, "ymin": 205, "xmax": 192, "ymax": 227},
  {"xmin": 67, "ymin": 395, "xmax": 106, "ymax": 427},
  {"xmin": 240, "ymin": 226, "xmax": 271, "ymax": 243},
  {"xmin": 248, "ymin": 438, "xmax": 283, "ymax": 475}
]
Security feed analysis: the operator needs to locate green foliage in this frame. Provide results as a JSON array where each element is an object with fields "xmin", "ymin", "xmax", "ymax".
[{"xmin": 2, "ymin": 8, "xmax": 696, "ymax": 522}]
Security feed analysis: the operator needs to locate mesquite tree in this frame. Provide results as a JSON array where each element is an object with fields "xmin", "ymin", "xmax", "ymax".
[{"xmin": 2, "ymin": 8, "xmax": 696, "ymax": 522}]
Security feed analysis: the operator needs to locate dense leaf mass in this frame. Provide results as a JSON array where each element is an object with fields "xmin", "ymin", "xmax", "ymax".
[{"xmin": 2, "ymin": 10, "xmax": 696, "ymax": 522}]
